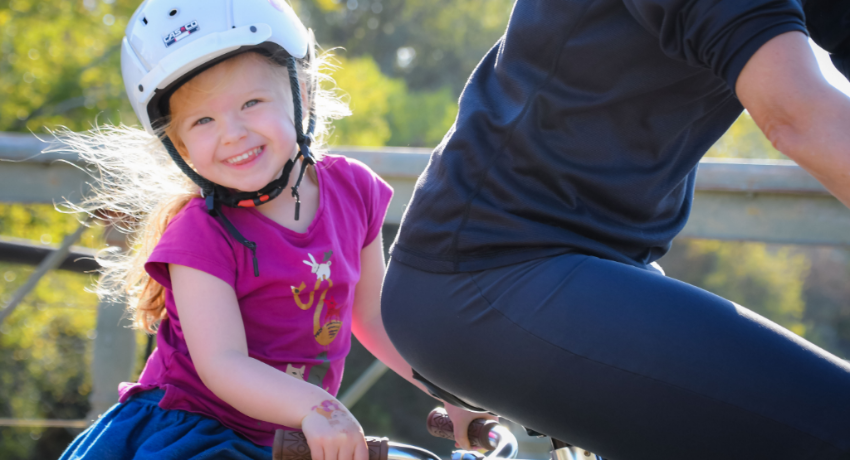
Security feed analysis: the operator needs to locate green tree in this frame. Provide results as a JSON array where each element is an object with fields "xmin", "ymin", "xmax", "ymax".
[
  {"xmin": 0, "ymin": 0, "xmax": 138, "ymax": 134},
  {"xmin": 663, "ymin": 240, "xmax": 811, "ymax": 337},
  {"xmin": 0, "ymin": 204, "xmax": 103, "ymax": 460},
  {"xmin": 293, "ymin": 0, "xmax": 514, "ymax": 93},
  {"xmin": 386, "ymin": 85, "xmax": 457, "ymax": 148},
  {"xmin": 329, "ymin": 56, "xmax": 403, "ymax": 146},
  {"xmin": 328, "ymin": 55, "xmax": 458, "ymax": 147},
  {"xmin": 705, "ymin": 111, "xmax": 787, "ymax": 160}
]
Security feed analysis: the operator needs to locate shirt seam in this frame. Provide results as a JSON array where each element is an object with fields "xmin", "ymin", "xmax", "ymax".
[
  {"xmin": 148, "ymin": 249, "xmax": 236, "ymax": 288},
  {"xmin": 448, "ymin": 0, "xmax": 600, "ymax": 272},
  {"xmin": 394, "ymin": 242, "xmax": 572, "ymax": 262}
]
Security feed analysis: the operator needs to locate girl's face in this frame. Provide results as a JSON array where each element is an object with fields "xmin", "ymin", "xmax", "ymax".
[{"xmin": 168, "ymin": 53, "xmax": 299, "ymax": 192}]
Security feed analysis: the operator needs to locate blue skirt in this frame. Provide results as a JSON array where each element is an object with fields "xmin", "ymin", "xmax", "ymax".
[{"xmin": 60, "ymin": 390, "xmax": 272, "ymax": 460}]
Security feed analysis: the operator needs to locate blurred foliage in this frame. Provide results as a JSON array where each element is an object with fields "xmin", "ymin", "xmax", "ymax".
[
  {"xmin": 0, "ymin": 0, "xmax": 137, "ymax": 133},
  {"xmin": 663, "ymin": 239, "xmax": 811, "ymax": 337},
  {"xmin": 0, "ymin": 0, "xmax": 468, "ymax": 148},
  {"xmin": 293, "ymin": 0, "xmax": 514, "ymax": 93},
  {"xmin": 705, "ymin": 111, "xmax": 787, "ymax": 161},
  {"xmin": 801, "ymin": 248, "xmax": 850, "ymax": 358},
  {"xmin": 330, "ymin": 57, "xmax": 403, "ymax": 146},
  {"xmin": 0, "ymin": 204, "xmax": 100, "ymax": 460},
  {"xmin": 329, "ymin": 56, "xmax": 458, "ymax": 147}
]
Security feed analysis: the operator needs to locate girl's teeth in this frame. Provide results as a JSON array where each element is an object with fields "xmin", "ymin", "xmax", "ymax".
[{"xmin": 227, "ymin": 147, "xmax": 262, "ymax": 164}]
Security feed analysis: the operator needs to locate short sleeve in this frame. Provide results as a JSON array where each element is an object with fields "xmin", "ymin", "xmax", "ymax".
[
  {"xmin": 145, "ymin": 200, "xmax": 238, "ymax": 290},
  {"xmin": 622, "ymin": 0, "xmax": 807, "ymax": 91},
  {"xmin": 351, "ymin": 159, "xmax": 393, "ymax": 248},
  {"xmin": 805, "ymin": 0, "xmax": 850, "ymax": 82}
]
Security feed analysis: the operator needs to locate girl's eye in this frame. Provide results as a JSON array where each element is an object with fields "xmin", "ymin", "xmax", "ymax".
[
  {"xmin": 244, "ymin": 99, "xmax": 260, "ymax": 109},
  {"xmin": 194, "ymin": 117, "xmax": 213, "ymax": 126}
]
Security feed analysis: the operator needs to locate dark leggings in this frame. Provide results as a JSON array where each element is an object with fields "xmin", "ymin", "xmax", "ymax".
[{"xmin": 381, "ymin": 253, "xmax": 850, "ymax": 460}]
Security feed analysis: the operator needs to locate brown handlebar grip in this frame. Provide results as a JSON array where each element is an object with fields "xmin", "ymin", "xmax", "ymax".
[
  {"xmin": 273, "ymin": 430, "xmax": 389, "ymax": 460},
  {"xmin": 426, "ymin": 408, "xmax": 498, "ymax": 450}
]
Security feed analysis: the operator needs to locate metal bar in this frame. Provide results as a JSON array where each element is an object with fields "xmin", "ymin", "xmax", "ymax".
[
  {"xmin": 0, "ymin": 236, "xmax": 99, "ymax": 273},
  {"xmin": 0, "ymin": 133, "xmax": 833, "ymax": 195},
  {"xmin": 0, "ymin": 418, "xmax": 89, "ymax": 428},
  {"xmin": 339, "ymin": 360, "xmax": 389, "ymax": 408},
  {"xmin": 0, "ymin": 219, "xmax": 91, "ymax": 324},
  {"xmin": 0, "ymin": 132, "xmax": 58, "ymax": 163},
  {"xmin": 695, "ymin": 159, "xmax": 828, "ymax": 195}
]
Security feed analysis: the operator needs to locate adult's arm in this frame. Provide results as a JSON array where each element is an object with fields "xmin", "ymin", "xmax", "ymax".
[
  {"xmin": 351, "ymin": 235, "xmax": 497, "ymax": 450},
  {"xmin": 736, "ymin": 31, "xmax": 850, "ymax": 209}
]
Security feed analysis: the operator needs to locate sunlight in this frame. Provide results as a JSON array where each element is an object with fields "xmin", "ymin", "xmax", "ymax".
[{"xmin": 812, "ymin": 39, "xmax": 850, "ymax": 97}]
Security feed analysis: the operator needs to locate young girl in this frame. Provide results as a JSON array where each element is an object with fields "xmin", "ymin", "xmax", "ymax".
[{"xmin": 58, "ymin": 0, "xmax": 472, "ymax": 458}]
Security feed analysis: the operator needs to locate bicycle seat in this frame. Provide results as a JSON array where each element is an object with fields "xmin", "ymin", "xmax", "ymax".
[{"xmin": 412, "ymin": 369, "xmax": 491, "ymax": 413}]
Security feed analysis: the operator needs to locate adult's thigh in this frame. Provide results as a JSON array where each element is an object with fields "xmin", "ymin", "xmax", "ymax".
[{"xmin": 381, "ymin": 255, "xmax": 850, "ymax": 460}]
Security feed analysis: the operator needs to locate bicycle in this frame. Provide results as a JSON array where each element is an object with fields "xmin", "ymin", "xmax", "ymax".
[{"xmin": 272, "ymin": 408, "xmax": 604, "ymax": 460}]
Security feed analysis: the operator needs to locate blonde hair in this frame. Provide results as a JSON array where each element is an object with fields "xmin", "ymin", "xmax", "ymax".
[{"xmin": 56, "ymin": 49, "xmax": 349, "ymax": 333}]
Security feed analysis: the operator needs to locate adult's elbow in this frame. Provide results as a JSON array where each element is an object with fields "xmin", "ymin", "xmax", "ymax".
[
  {"xmin": 735, "ymin": 32, "xmax": 830, "ymax": 159},
  {"xmin": 758, "ymin": 112, "xmax": 807, "ymax": 157}
]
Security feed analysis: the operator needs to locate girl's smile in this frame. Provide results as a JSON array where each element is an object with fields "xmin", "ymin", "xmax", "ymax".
[{"xmin": 223, "ymin": 145, "xmax": 265, "ymax": 167}]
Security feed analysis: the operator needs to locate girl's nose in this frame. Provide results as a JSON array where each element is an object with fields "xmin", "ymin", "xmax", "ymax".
[{"xmin": 220, "ymin": 116, "xmax": 248, "ymax": 144}]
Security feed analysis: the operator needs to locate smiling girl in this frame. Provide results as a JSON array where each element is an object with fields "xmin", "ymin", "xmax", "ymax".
[{"xmin": 55, "ymin": 1, "xmax": 467, "ymax": 459}]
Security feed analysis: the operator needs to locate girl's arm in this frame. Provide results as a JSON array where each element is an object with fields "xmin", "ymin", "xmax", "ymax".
[
  {"xmin": 736, "ymin": 31, "xmax": 850, "ymax": 208},
  {"xmin": 170, "ymin": 263, "xmax": 369, "ymax": 460},
  {"xmin": 350, "ymin": 236, "xmax": 497, "ymax": 450}
]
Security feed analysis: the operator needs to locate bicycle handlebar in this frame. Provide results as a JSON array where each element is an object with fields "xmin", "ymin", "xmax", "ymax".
[
  {"xmin": 426, "ymin": 408, "xmax": 518, "ymax": 460},
  {"xmin": 272, "ymin": 407, "xmax": 519, "ymax": 460},
  {"xmin": 272, "ymin": 431, "xmax": 389, "ymax": 460},
  {"xmin": 426, "ymin": 408, "xmax": 500, "ymax": 450}
]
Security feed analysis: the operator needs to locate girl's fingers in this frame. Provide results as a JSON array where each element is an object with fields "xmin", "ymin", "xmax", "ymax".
[
  {"xmin": 323, "ymin": 441, "xmax": 341, "ymax": 460},
  {"xmin": 353, "ymin": 436, "xmax": 369, "ymax": 460},
  {"xmin": 306, "ymin": 436, "xmax": 325, "ymax": 460},
  {"xmin": 301, "ymin": 399, "xmax": 367, "ymax": 460},
  {"xmin": 337, "ymin": 438, "xmax": 356, "ymax": 460}
]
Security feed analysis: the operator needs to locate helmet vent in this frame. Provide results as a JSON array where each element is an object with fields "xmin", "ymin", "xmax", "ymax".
[
  {"xmin": 169, "ymin": 8, "xmax": 178, "ymax": 17},
  {"xmin": 141, "ymin": 17, "xmax": 148, "ymax": 25}
]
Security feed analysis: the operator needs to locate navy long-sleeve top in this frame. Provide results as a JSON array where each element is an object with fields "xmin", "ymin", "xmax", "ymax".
[{"xmin": 390, "ymin": 0, "xmax": 822, "ymax": 273}]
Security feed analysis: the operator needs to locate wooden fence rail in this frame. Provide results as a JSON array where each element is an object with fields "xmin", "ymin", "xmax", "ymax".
[{"xmin": 1, "ymin": 131, "xmax": 849, "ymax": 435}]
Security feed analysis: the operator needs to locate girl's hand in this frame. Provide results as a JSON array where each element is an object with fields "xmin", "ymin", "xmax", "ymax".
[
  {"xmin": 444, "ymin": 403, "xmax": 499, "ymax": 451},
  {"xmin": 300, "ymin": 400, "xmax": 369, "ymax": 460}
]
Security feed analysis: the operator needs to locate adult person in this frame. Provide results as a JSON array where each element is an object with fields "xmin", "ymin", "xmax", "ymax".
[{"xmin": 381, "ymin": 0, "xmax": 850, "ymax": 459}]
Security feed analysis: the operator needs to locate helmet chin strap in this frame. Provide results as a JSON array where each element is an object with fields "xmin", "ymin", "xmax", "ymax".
[{"xmin": 159, "ymin": 53, "xmax": 318, "ymax": 277}]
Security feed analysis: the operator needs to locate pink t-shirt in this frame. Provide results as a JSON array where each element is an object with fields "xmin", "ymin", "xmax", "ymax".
[{"xmin": 118, "ymin": 155, "xmax": 393, "ymax": 446}]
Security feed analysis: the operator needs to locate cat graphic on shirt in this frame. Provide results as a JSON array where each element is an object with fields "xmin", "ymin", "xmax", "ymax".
[{"xmin": 286, "ymin": 364, "xmax": 306, "ymax": 380}]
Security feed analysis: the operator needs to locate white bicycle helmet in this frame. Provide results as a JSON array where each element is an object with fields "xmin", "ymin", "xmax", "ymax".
[
  {"xmin": 121, "ymin": 0, "xmax": 319, "ymax": 276},
  {"xmin": 122, "ymin": 0, "xmax": 309, "ymax": 134}
]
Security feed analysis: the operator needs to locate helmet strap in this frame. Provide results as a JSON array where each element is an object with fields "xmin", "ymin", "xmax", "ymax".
[
  {"xmin": 285, "ymin": 51, "xmax": 318, "ymax": 222},
  {"xmin": 158, "ymin": 47, "xmax": 319, "ymax": 277},
  {"xmin": 161, "ymin": 136, "xmax": 215, "ymax": 196}
]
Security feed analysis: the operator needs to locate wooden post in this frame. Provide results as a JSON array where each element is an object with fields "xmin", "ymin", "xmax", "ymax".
[{"xmin": 86, "ymin": 226, "xmax": 136, "ymax": 421}]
